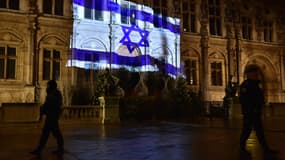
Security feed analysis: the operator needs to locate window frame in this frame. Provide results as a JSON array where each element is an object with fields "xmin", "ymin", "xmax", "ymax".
[
  {"xmin": 0, "ymin": 0, "xmax": 19, "ymax": 10},
  {"xmin": 182, "ymin": 0, "xmax": 196, "ymax": 33},
  {"xmin": 153, "ymin": 0, "xmax": 168, "ymax": 28},
  {"xmin": 210, "ymin": 61, "xmax": 223, "ymax": 86},
  {"xmin": 120, "ymin": 1, "xmax": 137, "ymax": 25},
  {"xmin": 43, "ymin": 0, "xmax": 64, "ymax": 16},
  {"xmin": 84, "ymin": 0, "xmax": 103, "ymax": 21},
  {"xmin": 208, "ymin": 0, "xmax": 222, "ymax": 36},
  {"xmin": 241, "ymin": 16, "xmax": 252, "ymax": 40},
  {"xmin": 0, "ymin": 45, "xmax": 17, "ymax": 80},
  {"xmin": 42, "ymin": 48, "xmax": 61, "ymax": 81},
  {"xmin": 184, "ymin": 58, "xmax": 198, "ymax": 85},
  {"xmin": 264, "ymin": 21, "xmax": 273, "ymax": 42}
]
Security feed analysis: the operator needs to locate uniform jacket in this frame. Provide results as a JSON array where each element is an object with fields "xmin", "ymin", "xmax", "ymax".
[
  {"xmin": 41, "ymin": 88, "xmax": 63, "ymax": 120},
  {"xmin": 239, "ymin": 79, "xmax": 265, "ymax": 115}
]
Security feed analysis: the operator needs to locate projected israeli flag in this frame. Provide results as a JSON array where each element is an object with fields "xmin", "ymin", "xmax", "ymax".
[
  {"xmin": 69, "ymin": 0, "xmax": 181, "ymax": 77},
  {"xmin": 120, "ymin": 25, "xmax": 150, "ymax": 53}
]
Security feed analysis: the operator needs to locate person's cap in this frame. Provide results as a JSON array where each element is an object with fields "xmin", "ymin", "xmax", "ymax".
[
  {"xmin": 245, "ymin": 65, "xmax": 259, "ymax": 74},
  {"xmin": 47, "ymin": 80, "xmax": 57, "ymax": 89}
]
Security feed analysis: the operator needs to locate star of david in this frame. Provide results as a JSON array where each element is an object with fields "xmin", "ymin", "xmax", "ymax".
[{"xmin": 120, "ymin": 25, "xmax": 150, "ymax": 53}]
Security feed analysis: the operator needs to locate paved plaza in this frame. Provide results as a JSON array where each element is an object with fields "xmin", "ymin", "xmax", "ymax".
[{"xmin": 0, "ymin": 117, "xmax": 284, "ymax": 160}]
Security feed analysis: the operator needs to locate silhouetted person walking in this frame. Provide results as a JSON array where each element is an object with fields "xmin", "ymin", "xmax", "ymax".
[
  {"xmin": 30, "ymin": 80, "xmax": 64, "ymax": 156},
  {"xmin": 239, "ymin": 66, "xmax": 276, "ymax": 156}
]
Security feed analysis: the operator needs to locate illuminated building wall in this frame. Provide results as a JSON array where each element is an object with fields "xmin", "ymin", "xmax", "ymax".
[
  {"xmin": 69, "ymin": 0, "xmax": 181, "ymax": 77},
  {"xmin": 0, "ymin": 0, "xmax": 285, "ymax": 107}
]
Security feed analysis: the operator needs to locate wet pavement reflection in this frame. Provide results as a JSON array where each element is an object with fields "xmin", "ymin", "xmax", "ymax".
[{"xmin": 0, "ymin": 118, "xmax": 284, "ymax": 160}]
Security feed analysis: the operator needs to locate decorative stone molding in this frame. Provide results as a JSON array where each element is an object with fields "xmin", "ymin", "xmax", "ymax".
[{"xmin": 0, "ymin": 32, "xmax": 23, "ymax": 43}]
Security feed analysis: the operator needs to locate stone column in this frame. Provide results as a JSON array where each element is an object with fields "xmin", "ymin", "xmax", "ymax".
[
  {"xmin": 232, "ymin": 2, "xmax": 241, "ymax": 86},
  {"xmin": 196, "ymin": 1, "xmax": 201, "ymax": 33},
  {"xmin": 28, "ymin": 0, "xmax": 40, "ymax": 102},
  {"xmin": 223, "ymin": 1, "xmax": 236, "ymax": 119},
  {"xmin": 281, "ymin": 49, "xmax": 285, "ymax": 91},
  {"xmin": 234, "ymin": 22, "xmax": 241, "ymax": 86},
  {"xmin": 225, "ymin": 1, "xmax": 235, "ymax": 81},
  {"xmin": 200, "ymin": 0, "xmax": 210, "ymax": 114}
]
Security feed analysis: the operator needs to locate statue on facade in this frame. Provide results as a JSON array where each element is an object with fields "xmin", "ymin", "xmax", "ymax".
[
  {"xmin": 35, "ymin": 81, "xmax": 41, "ymax": 103},
  {"xmin": 223, "ymin": 75, "xmax": 238, "ymax": 118},
  {"xmin": 225, "ymin": 75, "xmax": 238, "ymax": 98},
  {"xmin": 91, "ymin": 69, "xmax": 124, "ymax": 105},
  {"xmin": 29, "ymin": 0, "xmax": 38, "ymax": 13}
]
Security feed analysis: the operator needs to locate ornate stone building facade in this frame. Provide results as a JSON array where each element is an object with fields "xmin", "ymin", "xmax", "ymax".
[
  {"xmin": 0, "ymin": 0, "xmax": 284, "ymax": 107},
  {"xmin": 177, "ymin": 0, "xmax": 285, "ymax": 103},
  {"xmin": 138, "ymin": 0, "xmax": 285, "ymax": 104},
  {"xmin": 0, "ymin": 0, "xmax": 72, "ymax": 105}
]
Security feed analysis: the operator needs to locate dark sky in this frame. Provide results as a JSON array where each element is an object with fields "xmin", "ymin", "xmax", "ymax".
[
  {"xmin": 264, "ymin": 0, "xmax": 285, "ymax": 4},
  {"xmin": 263, "ymin": 0, "xmax": 285, "ymax": 7},
  {"xmin": 262, "ymin": 0, "xmax": 285, "ymax": 16}
]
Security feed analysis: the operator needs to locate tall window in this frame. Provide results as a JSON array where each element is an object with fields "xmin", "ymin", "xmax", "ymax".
[
  {"xmin": 185, "ymin": 59, "xmax": 197, "ymax": 85},
  {"xmin": 43, "ymin": 49, "xmax": 60, "ymax": 80},
  {"xmin": 211, "ymin": 62, "xmax": 222, "ymax": 86},
  {"xmin": 264, "ymin": 21, "xmax": 273, "ymax": 42},
  {"xmin": 182, "ymin": 0, "xmax": 196, "ymax": 32},
  {"xmin": 84, "ymin": 0, "xmax": 92, "ymax": 19},
  {"xmin": 130, "ymin": 4, "xmax": 136, "ymax": 25},
  {"xmin": 0, "ymin": 46, "xmax": 16, "ymax": 79},
  {"xmin": 0, "ymin": 0, "xmax": 19, "ymax": 10},
  {"xmin": 209, "ymin": 0, "xmax": 221, "ymax": 36},
  {"xmin": 241, "ymin": 16, "xmax": 252, "ymax": 40},
  {"xmin": 43, "ymin": 0, "xmax": 63, "ymax": 16},
  {"xmin": 121, "ymin": 2, "xmax": 136, "ymax": 25},
  {"xmin": 84, "ymin": 0, "xmax": 103, "ymax": 20},
  {"xmin": 121, "ymin": 3, "xmax": 129, "ymax": 24},
  {"xmin": 153, "ymin": 0, "xmax": 167, "ymax": 28}
]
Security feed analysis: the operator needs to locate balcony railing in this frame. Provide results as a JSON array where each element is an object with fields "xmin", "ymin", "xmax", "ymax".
[
  {"xmin": 0, "ymin": 96, "xmax": 120, "ymax": 124},
  {"xmin": 61, "ymin": 105, "xmax": 103, "ymax": 121}
]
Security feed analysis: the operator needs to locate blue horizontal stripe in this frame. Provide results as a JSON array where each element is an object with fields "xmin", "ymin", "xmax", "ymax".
[
  {"xmin": 73, "ymin": 0, "xmax": 180, "ymax": 34},
  {"xmin": 73, "ymin": 0, "xmax": 116, "ymax": 11},
  {"xmin": 70, "ymin": 48, "xmax": 180, "ymax": 75},
  {"xmin": 73, "ymin": 0, "xmax": 84, "ymax": 6}
]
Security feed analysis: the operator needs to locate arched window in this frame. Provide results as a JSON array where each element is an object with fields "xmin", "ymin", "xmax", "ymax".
[{"xmin": 209, "ymin": 52, "xmax": 224, "ymax": 86}]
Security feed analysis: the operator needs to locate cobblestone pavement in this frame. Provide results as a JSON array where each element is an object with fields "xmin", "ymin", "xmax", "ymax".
[{"xmin": 0, "ymin": 117, "xmax": 284, "ymax": 160}]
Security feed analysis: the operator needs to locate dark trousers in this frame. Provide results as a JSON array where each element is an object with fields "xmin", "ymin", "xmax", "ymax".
[
  {"xmin": 240, "ymin": 114, "xmax": 268, "ymax": 150},
  {"xmin": 37, "ymin": 118, "xmax": 64, "ymax": 150}
]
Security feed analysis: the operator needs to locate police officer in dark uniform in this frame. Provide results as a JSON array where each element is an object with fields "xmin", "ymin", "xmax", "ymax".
[
  {"xmin": 239, "ymin": 65, "xmax": 275, "ymax": 156},
  {"xmin": 30, "ymin": 80, "xmax": 64, "ymax": 156}
]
